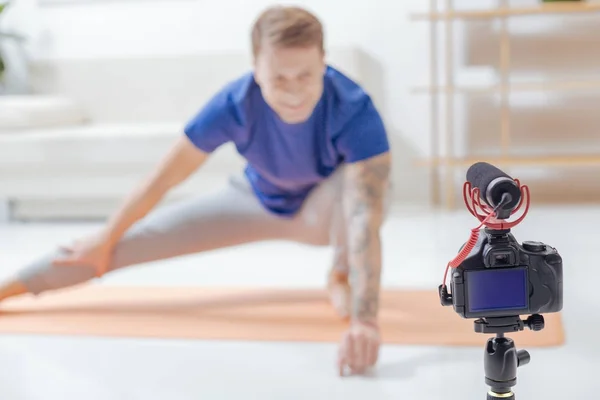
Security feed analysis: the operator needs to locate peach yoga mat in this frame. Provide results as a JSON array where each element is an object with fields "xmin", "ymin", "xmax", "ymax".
[{"xmin": 0, "ymin": 286, "xmax": 565, "ymax": 347}]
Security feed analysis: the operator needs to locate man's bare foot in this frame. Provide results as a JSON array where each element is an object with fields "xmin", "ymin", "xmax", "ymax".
[
  {"xmin": 327, "ymin": 269, "xmax": 351, "ymax": 320},
  {"xmin": 0, "ymin": 279, "xmax": 28, "ymax": 303}
]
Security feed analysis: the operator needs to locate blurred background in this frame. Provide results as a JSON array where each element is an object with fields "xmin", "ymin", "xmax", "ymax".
[
  {"xmin": 1, "ymin": 0, "xmax": 598, "ymax": 221},
  {"xmin": 0, "ymin": 1, "xmax": 598, "ymax": 399},
  {"xmin": 0, "ymin": 0, "xmax": 600, "ymax": 219}
]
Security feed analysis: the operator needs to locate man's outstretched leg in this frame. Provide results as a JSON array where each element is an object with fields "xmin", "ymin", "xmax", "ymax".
[
  {"xmin": 0, "ymin": 280, "xmax": 28, "ymax": 301},
  {"xmin": 0, "ymin": 176, "xmax": 294, "ymax": 301},
  {"xmin": 0, "ymin": 168, "xmax": 386, "ymax": 319}
]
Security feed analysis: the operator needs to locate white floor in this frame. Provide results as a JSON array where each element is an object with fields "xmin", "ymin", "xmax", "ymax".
[{"xmin": 0, "ymin": 204, "xmax": 597, "ymax": 400}]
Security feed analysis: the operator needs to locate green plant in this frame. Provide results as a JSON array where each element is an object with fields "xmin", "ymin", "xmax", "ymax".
[{"xmin": 0, "ymin": 1, "xmax": 26, "ymax": 82}]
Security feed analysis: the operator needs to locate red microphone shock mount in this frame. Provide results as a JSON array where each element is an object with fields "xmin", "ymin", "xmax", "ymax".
[{"xmin": 442, "ymin": 178, "xmax": 531, "ymax": 289}]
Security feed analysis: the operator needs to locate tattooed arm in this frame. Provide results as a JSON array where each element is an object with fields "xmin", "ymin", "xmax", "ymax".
[{"xmin": 342, "ymin": 151, "xmax": 392, "ymax": 325}]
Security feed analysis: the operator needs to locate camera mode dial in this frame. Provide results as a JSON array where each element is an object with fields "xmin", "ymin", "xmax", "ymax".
[{"xmin": 522, "ymin": 241, "xmax": 546, "ymax": 252}]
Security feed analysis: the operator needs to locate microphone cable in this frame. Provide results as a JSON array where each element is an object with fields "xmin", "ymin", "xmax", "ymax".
[{"xmin": 441, "ymin": 193, "xmax": 513, "ymax": 291}]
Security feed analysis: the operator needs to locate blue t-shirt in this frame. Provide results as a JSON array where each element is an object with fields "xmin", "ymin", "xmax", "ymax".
[{"xmin": 184, "ymin": 65, "xmax": 390, "ymax": 216}]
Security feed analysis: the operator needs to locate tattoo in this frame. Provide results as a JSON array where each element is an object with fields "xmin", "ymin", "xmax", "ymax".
[{"xmin": 342, "ymin": 152, "xmax": 392, "ymax": 323}]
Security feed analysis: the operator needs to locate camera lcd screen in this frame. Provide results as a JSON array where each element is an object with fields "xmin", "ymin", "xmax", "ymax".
[{"xmin": 465, "ymin": 267, "xmax": 528, "ymax": 313}]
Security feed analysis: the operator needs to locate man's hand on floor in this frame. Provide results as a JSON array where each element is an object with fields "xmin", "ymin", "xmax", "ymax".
[
  {"xmin": 337, "ymin": 321, "xmax": 380, "ymax": 376},
  {"xmin": 328, "ymin": 269, "xmax": 380, "ymax": 376}
]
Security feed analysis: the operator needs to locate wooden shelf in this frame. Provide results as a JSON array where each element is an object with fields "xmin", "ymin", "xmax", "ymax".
[
  {"xmin": 415, "ymin": 154, "xmax": 600, "ymax": 168},
  {"xmin": 411, "ymin": 79, "xmax": 600, "ymax": 94},
  {"xmin": 411, "ymin": 0, "xmax": 600, "ymax": 209},
  {"xmin": 411, "ymin": 2, "xmax": 600, "ymax": 21}
]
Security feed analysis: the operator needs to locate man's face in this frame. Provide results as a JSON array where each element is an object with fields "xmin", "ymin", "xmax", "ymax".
[{"xmin": 254, "ymin": 43, "xmax": 326, "ymax": 124}]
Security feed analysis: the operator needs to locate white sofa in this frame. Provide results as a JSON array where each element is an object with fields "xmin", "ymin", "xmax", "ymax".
[{"xmin": 0, "ymin": 48, "xmax": 368, "ymax": 221}]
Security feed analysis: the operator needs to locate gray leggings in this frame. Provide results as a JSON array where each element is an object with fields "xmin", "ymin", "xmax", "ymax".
[{"xmin": 18, "ymin": 167, "xmax": 356, "ymax": 295}]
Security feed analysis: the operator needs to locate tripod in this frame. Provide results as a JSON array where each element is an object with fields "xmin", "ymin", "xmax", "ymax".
[{"xmin": 474, "ymin": 314, "xmax": 545, "ymax": 400}]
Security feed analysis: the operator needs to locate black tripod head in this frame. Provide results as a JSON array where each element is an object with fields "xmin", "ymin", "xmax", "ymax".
[{"xmin": 476, "ymin": 315, "xmax": 545, "ymax": 400}]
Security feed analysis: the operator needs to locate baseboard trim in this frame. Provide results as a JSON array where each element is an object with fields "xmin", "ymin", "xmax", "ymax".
[
  {"xmin": 12, "ymin": 198, "xmax": 116, "ymax": 222},
  {"xmin": 10, "ymin": 195, "xmax": 193, "ymax": 222}
]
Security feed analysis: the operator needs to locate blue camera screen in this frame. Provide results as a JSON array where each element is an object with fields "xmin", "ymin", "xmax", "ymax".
[{"xmin": 465, "ymin": 267, "xmax": 528, "ymax": 313}]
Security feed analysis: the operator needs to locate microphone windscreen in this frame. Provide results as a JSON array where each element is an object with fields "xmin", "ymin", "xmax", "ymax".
[
  {"xmin": 466, "ymin": 162, "xmax": 521, "ymax": 209},
  {"xmin": 466, "ymin": 162, "xmax": 511, "ymax": 194}
]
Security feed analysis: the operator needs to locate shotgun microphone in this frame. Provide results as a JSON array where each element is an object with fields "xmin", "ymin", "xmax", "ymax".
[{"xmin": 466, "ymin": 162, "xmax": 522, "ymax": 219}]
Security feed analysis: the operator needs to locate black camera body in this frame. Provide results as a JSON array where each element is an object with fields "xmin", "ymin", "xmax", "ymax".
[{"xmin": 446, "ymin": 228, "xmax": 563, "ymax": 320}]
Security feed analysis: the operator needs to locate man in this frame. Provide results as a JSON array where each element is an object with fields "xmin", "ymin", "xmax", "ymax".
[{"xmin": 0, "ymin": 6, "xmax": 392, "ymax": 376}]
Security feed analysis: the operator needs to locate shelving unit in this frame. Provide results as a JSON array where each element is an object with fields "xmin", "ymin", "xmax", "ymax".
[{"xmin": 411, "ymin": 1, "xmax": 600, "ymax": 209}]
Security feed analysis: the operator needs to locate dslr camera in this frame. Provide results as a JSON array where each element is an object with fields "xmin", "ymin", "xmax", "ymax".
[
  {"xmin": 445, "ymin": 226, "xmax": 563, "ymax": 323},
  {"xmin": 438, "ymin": 162, "xmax": 564, "ymax": 400}
]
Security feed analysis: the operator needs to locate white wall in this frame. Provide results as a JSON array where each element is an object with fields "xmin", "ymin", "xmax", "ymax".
[{"xmin": 4, "ymin": 0, "xmax": 600, "ymax": 206}]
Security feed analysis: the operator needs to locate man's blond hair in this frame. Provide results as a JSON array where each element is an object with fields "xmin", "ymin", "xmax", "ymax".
[{"xmin": 251, "ymin": 6, "xmax": 324, "ymax": 57}]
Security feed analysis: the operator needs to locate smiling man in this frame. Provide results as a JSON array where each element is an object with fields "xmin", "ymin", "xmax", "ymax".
[{"xmin": 0, "ymin": 6, "xmax": 392, "ymax": 375}]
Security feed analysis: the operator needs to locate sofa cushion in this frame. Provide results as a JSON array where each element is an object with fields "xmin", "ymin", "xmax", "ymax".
[
  {"xmin": 0, "ymin": 122, "xmax": 245, "ymax": 173},
  {"xmin": 0, "ymin": 95, "xmax": 89, "ymax": 131}
]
